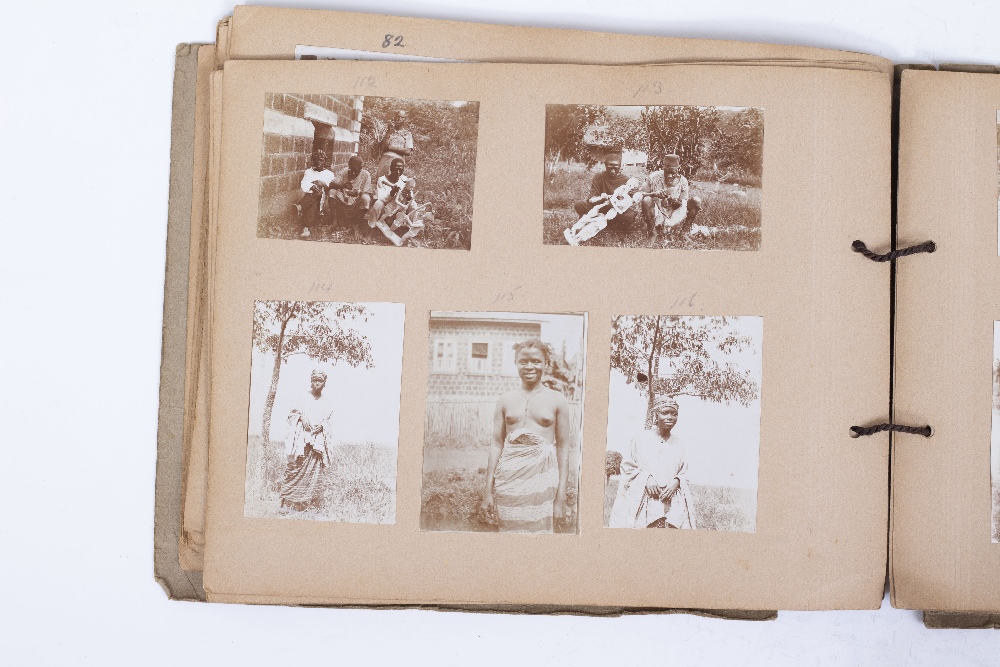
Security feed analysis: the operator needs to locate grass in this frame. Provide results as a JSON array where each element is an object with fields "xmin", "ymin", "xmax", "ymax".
[
  {"xmin": 244, "ymin": 435, "xmax": 397, "ymax": 524},
  {"xmin": 603, "ymin": 475, "xmax": 756, "ymax": 532},
  {"xmin": 543, "ymin": 164, "xmax": 762, "ymax": 250},
  {"xmin": 420, "ymin": 436, "xmax": 579, "ymax": 534},
  {"xmin": 257, "ymin": 152, "xmax": 475, "ymax": 250}
]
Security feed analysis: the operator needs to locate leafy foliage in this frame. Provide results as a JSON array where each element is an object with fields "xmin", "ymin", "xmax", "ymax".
[
  {"xmin": 544, "ymin": 104, "xmax": 608, "ymax": 169},
  {"xmin": 610, "ymin": 315, "xmax": 759, "ymax": 424},
  {"xmin": 605, "ymin": 450, "xmax": 622, "ymax": 478},
  {"xmin": 546, "ymin": 104, "xmax": 764, "ymax": 186},
  {"xmin": 604, "ymin": 106, "xmax": 763, "ymax": 185},
  {"xmin": 253, "ymin": 301, "xmax": 373, "ymax": 367},
  {"xmin": 359, "ymin": 97, "xmax": 480, "ymax": 249},
  {"xmin": 253, "ymin": 301, "xmax": 374, "ymax": 443}
]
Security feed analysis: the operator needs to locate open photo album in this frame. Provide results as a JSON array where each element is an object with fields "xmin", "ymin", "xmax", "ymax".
[{"xmin": 155, "ymin": 5, "xmax": 1000, "ymax": 620}]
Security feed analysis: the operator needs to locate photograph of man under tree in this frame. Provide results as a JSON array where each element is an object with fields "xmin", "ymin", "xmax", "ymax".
[{"xmin": 605, "ymin": 315, "xmax": 763, "ymax": 532}]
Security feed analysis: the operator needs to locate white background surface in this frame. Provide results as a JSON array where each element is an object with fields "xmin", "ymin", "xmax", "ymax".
[{"xmin": 3, "ymin": 1, "xmax": 1000, "ymax": 664}]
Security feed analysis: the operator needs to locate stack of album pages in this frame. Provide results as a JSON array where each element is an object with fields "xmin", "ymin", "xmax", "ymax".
[{"xmin": 156, "ymin": 5, "xmax": 1000, "ymax": 624}]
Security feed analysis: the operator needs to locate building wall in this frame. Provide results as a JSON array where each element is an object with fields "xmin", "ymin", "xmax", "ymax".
[
  {"xmin": 426, "ymin": 320, "xmax": 542, "ymax": 398},
  {"xmin": 258, "ymin": 93, "xmax": 364, "ymax": 218}
]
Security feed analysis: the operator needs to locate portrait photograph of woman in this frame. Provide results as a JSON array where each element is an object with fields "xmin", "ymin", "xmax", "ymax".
[
  {"xmin": 420, "ymin": 311, "xmax": 587, "ymax": 534},
  {"xmin": 243, "ymin": 300, "xmax": 405, "ymax": 524}
]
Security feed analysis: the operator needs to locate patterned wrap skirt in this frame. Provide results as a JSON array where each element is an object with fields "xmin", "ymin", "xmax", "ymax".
[
  {"xmin": 279, "ymin": 445, "xmax": 326, "ymax": 510},
  {"xmin": 493, "ymin": 428, "xmax": 559, "ymax": 533}
]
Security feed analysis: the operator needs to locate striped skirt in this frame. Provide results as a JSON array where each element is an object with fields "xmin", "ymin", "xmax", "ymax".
[
  {"xmin": 493, "ymin": 429, "xmax": 558, "ymax": 533},
  {"xmin": 279, "ymin": 445, "xmax": 326, "ymax": 510}
]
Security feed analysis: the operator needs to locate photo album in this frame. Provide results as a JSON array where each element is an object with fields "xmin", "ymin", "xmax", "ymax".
[{"xmin": 155, "ymin": 5, "xmax": 1000, "ymax": 622}]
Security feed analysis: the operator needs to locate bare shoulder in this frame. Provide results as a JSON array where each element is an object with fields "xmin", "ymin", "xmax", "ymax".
[{"xmin": 543, "ymin": 386, "xmax": 570, "ymax": 408}]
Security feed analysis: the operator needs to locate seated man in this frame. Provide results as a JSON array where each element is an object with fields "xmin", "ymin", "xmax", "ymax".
[
  {"xmin": 369, "ymin": 157, "xmax": 417, "ymax": 227},
  {"xmin": 641, "ymin": 153, "xmax": 702, "ymax": 236},
  {"xmin": 573, "ymin": 154, "xmax": 639, "ymax": 231},
  {"xmin": 293, "ymin": 150, "xmax": 336, "ymax": 238},
  {"xmin": 327, "ymin": 155, "xmax": 372, "ymax": 226}
]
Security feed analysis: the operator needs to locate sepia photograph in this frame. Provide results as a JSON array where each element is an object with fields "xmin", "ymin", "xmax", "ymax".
[
  {"xmin": 420, "ymin": 311, "xmax": 587, "ymax": 534},
  {"xmin": 604, "ymin": 315, "xmax": 762, "ymax": 532},
  {"xmin": 544, "ymin": 104, "xmax": 763, "ymax": 249},
  {"xmin": 244, "ymin": 301, "xmax": 405, "ymax": 523},
  {"xmin": 993, "ymin": 322, "xmax": 1000, "ymax": 542},
  {"xmin": 257, "ymin": 93, "xmax": 479, "ymax": 249}
]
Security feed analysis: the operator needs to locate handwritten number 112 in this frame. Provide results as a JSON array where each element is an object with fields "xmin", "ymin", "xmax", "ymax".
[{"xmin": 382, "ymin": 34, "xmax": 405, "ymax": 48}]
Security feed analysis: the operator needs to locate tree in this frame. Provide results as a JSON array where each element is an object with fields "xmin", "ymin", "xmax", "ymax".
[
  {"xmin": 609, "ymin": 315, "xmax": 759, "ymax": 426},
  {"xmin": 253, "ymin": 301, "xmax": 374, "ymax": 444},
  {"xmin": 544, "ymin": 104, "xmax": 607, "ymax": 172},
  {"xmin": 603, "ymin": 106, "xmax": 764, "ymax": 185}
]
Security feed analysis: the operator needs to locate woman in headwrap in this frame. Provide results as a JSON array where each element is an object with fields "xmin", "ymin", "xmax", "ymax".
[
  {"xmin": 279, "ymin": 369, "xmax": 335, "ymax": 512},
  {"xmin": 608, "ymin": 394, "xmax": 697, "ymax": 529},
  {"xmin": 480, "ymin": 340, "xmax": 572, "ymax": 533}
]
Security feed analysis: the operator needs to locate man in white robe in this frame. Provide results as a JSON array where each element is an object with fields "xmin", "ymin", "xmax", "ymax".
[{"xmin": 609, "ymin": 394, "xmax": 697, "ymax": 529}]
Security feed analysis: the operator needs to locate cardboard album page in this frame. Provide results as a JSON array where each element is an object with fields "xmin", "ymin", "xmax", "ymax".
[
  {"xmin": 176, "ymin": 9, "xmax": 892, "ymax": 574},
  {"xmin": 201, "ymin": 58, "xmax": 890, "ymax": 609},
  {"xmin": 225, "ymin": 5, "xmax": 892, "ymax": 73},
  {"xmin": 892, "ymin": 69, "xmax": 1000, "ymax": 612}
]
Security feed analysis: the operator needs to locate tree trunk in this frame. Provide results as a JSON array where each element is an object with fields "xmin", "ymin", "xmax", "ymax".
[
  {"xmin": 645, "ymin": 316, "xmax": 662, "ymax": 428},
  {"xmin": 262, "ymin": 316, "xmax": 290, "ymax": 445}
]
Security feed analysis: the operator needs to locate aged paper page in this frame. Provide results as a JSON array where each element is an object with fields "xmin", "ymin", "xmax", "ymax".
[
  {"xmin": 178, "ymin": 12, "xmax": 890, "ymax": 572},
  {"xmin": 892, "ymin": 69, "xmax": 1000, "ymax": 612},
  {"xmin": 178, "ymin": 44, "xmax": 216, "ymax": 572},
  {"xmin": 227, "ymin": 5, "xmax": 891, "ymax": 74},
  {"xmin": 201, "ymin": 59, "xmax": 890, "ymax": 610}
]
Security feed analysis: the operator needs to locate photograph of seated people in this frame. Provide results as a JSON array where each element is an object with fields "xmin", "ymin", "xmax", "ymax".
[
  {"xmin": 544, "ymin": 104, "xmax": 763, "ymax": 250},
  {"xmin": 257, "ymin": 93, "xmax": 479, "ymax": 249}
]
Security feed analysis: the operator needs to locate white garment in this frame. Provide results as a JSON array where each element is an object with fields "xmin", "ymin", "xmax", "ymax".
[
  {"xmin": 285, "ymin": 390, "xmax": 335, "ymax": 464},
  {"xmin": 300, "ymin": 167, "xmax": 336, "ymax": 193}
]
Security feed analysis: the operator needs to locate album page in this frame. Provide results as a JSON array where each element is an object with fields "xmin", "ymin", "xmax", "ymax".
[
  {"xmin": 225, "ymin": 5, "xmax": 893, "ymax": 73},
  {"xmin": 892, "ymin": 69, "xmax": 1000, "ymax": 612},
  {"xmin": 176, "ymin": 12, "xmax": 892, "ymax": 573},
  {"xmin": 200, "ymin": 58, "xmax": 890, "ymax": 610}
]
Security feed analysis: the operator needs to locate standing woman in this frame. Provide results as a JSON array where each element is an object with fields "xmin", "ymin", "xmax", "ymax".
[{"xmin": 481, "ymin": 340, "xmax": 572, "ymax": 533}]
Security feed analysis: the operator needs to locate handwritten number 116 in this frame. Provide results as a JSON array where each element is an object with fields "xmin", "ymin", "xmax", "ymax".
[{"xmin": 382, "ymin": 34, "xmax": 405, "ymax": 48}]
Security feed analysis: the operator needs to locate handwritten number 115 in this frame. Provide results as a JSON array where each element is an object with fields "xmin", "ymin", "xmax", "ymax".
[{"xmin": 382, "ymin": 34, "xmax": 405, "ymax": 48}]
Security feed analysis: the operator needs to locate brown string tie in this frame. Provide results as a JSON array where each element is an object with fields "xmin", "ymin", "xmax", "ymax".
[
  {"xmin": 852, "ymin": 240, "xmax": 935, "ymax": 262},
  {"xmin": 849, "ymin": 423, "xmax": 933, "ymax": 438}
]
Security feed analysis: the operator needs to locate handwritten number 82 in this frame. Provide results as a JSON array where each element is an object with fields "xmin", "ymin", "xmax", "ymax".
[{"xmin": 382, "ymin": 34, "xmax": 405, "ymax": 48}]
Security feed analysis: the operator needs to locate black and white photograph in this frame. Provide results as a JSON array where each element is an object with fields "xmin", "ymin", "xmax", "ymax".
[
  {"xmin": 244, "ymin": 301, "xmax": 405, "ymax": 523},
  {"xmin": 544, "ymin": 104, "xmax": 763, "ymax": 249},
  {"xmin": 992, "ymin": 322, "xmax": 1000, "ymax": 542},
  {"xmin": 604, "ymin": 315, "xmax": 762, "ymax": 532},
  {"xmin": 420, "ymin": 311, "xmax": 587, "ymax": 534},
  {"xmin": 257, "ymin": 93, "xmax": 479, "ymax": 248}
]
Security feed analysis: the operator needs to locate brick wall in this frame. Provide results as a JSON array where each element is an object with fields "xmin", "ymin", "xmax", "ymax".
[
  {"xmin": 426, "ymin": 320, "xmax": 542, "ymax": 398},
  {"xmin": 258, "ymin": 92, "xmax": 364, "ymax": 219}
]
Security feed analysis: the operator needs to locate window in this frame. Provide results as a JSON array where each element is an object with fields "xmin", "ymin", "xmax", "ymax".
[
  {"xmin": 502, "ymin": 342, "xmax": 517, "ymax": 376},
  {"xmin": 468, "ymin": 341, "xmax": 489, "ymax": 374},
  {"xmin": 432, "ymin": 340, "xmax": 456, "ymax": 372}
]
